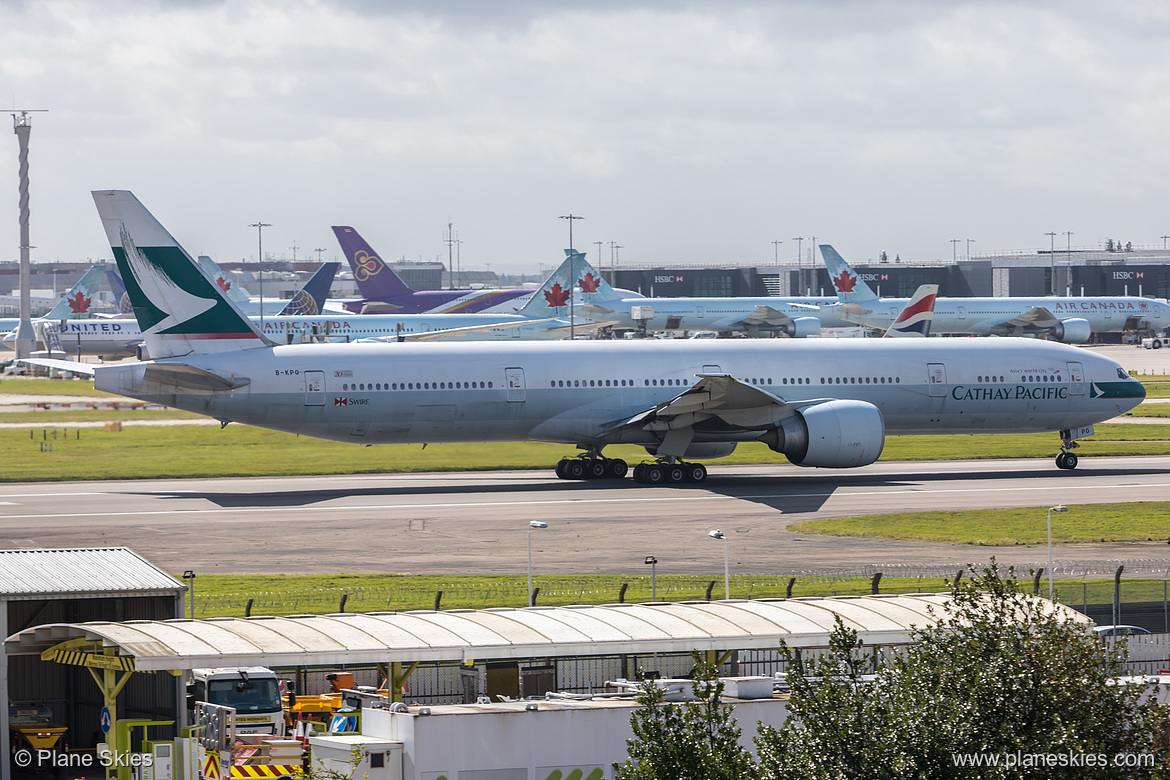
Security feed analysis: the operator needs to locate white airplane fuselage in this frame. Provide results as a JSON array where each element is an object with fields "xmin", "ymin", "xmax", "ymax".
[
  {"xmin": 93, "ymin": 338, "xmax": 1142, "ymax": 449},
  {"xmin": 578, "ymin": 296, "xmax": 855, "ymax": 333},
  {"xmin": 828, "ymin": 296, "xmax": 1170, "ymax": 336}
]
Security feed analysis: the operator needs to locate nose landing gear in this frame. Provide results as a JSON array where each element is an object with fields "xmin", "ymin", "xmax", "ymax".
[{"xmin": 1056, "ymin": 429, "xmax": 1080, "ymax": 470}]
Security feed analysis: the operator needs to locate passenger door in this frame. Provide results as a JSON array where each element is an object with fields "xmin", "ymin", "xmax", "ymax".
[
  {"xmin": 304, "ymin": 370, "xmax": 325, "ymax": 406},
  {"xmin": 505, "ymin": 367, "xmax": 526, "ymax": 402}
]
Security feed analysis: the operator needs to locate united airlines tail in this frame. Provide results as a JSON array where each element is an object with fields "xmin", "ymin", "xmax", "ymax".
[
  {"xmin": 520, "ymin": 250, "xmax": 622, "ymax": 318},
  {"xmin": 883, "ymin": 284, "xmax": 937, "ymax": 338},
  {"xmin": 820, "ymin": 245, "xmax": 880, "ymax": 303},
  {"xmin": 279, "ymin": 262, "xmax": 339, "ymax": 316},
  {"xmin": 42, "ymin": 266, "xmax": 106, "ymax": 320},
  {"xmin": 105, "ymin": 269, "xmax": 134, "ymax": 314},
  {"xmin": 332, "ymin": 226, "xmax": 414, "ymax": 301},
  {"xmin": 92, "ymin": 190, "xmax": 271, "ymax": 358}
]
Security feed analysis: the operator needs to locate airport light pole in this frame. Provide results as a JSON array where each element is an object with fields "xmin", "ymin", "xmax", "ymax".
[
  {"xmin": 249, "ymin": 222, "xmax": 272, "ymax": 329},
  {"xmin": 791, "ymin": 238, "xmax": 804, "ymax": 292},
  {"xmin": 772, "ymin": 240, "xmax": 783, "ymax": 266},
  {"xmin": 1047, "ymin": 505, "xmax": 1067, "ymax": 601},
  {"xmin": 1045, "ymin": 232, "xmax": 1058, "ymax": 294},
  {"xmin": 708, "ymin": 529, "xmax": 729, "ymax": 600},
  {"xmin": 950, "ymin": 239, "xmax": 960, "ymax": 262},
  {"xmin": 644, "ymin": 556, "xmax": 658, "ymax": 601},
  {"xmin": 528, "ymin": 521, "xmax": 548, "ymax": 607},
  {"xmin": 965, "ymin": 238, "xmax": 975, "ymax": 261},
  {"xmin": 559, "ymin": 214, "xmax": 583, "ymax": 339},
  {"xmin": 11, "ymin": 109, "xmax": 47, "ymax": 360}
]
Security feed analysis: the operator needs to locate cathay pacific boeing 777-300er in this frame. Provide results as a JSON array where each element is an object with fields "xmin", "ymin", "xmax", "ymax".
[{"xmin": 22, "ymin": 191, "xmax": 1146, "ymax": 484}]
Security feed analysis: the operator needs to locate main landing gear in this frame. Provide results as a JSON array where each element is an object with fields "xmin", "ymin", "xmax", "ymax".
[
  {"xmin": 1056, "ymin": 429, "xmax": 1080, "ymax": 470},
  {"xmin": 555, "ymin": 456, "xmax": 629, "ymax": 480},
  {"xmin": 631, "ymin": 460, "xmax": 708, "ymax": 485},
  {"xmin": 554, "ymin": 456, "xmax": 709, "ymax": 484}
]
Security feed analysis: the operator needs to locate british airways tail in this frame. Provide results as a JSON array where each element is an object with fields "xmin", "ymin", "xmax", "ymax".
[
  {"xmin": 43, "ymin": 266, "xmax": 106, "ymax": 319},
  {"xmin": 332, "ymin": 226, "xmax": 414, "ymax": 301},
  {"xmin": 92, "ymin": 190, "xmax": 272, "ymax": 358},
  {"xmin": 519, "ymin": 250, "xmax": 622, "ymax": 318},
  {"xmin": 820, "ymin": 245, "xmax": 880, "ymax": 303},
  {"xmin": 279, "ymin": 262, "xmax": 339, "ymax": 316},
  {"xmin": 883, "ymin": 284, "xmax": 937, "ymax": 338}
]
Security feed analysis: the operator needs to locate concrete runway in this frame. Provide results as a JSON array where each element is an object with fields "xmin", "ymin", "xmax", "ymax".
[{"xmin": 3, "ymin": 456, "xmax": 1169, "ymax": 576}]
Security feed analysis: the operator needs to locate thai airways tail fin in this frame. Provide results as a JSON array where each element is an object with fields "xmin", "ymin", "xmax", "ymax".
[
  {"xmin": 279, "ymin": 262, "xmax": 339, "ymax": 315},
  {"xmin": 105, "ymin": 269, "xmax": 135, "ymax": 315},
  {"xmin": 883, "ymin": 284, "xmax": 937, "ymax": 338},
  {"xmin": 92, "ymin": 190, "xmax": 271, "ymax": 358},
  {"xmin": 332, "ymin": 226, "xmax": 414, "ymax": 301},
  {"xmin": 519, "ymin": 250, "xmax": 621, "ymax": 318},
  {"xmin": 820, "ymin": 245, "xmax": 880, "ymax": 303},
  {"xmin": 197, "ymin": 255, "xmax": 251, "ymax": 304},
  {"xmin": 42, "ymin": 266, "xmax": 106, "ymax": 319}
]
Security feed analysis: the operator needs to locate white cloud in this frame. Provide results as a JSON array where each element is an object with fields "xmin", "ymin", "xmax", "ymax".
[{"xmin": 1, "ymin": 0, "xmax": 1169, "ymax": 271}]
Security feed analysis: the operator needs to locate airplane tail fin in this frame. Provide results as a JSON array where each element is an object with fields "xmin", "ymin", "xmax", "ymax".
[
  {"xmin": 883, "ymin": 284, "xmax": 937, "ymax": 338},
  {"xmin": 197, "ymin": 255, "xmax": 251, "ymax": 304},
  {"xmin": 43, "ymin": 266, "xmax": 106, "ymax": 320},
  {"xmin": 332, "ymin": 226, "xmax": 414, "ymax": 301},
  {"xmin": 279, "ymin": 262, "xmax": 339, "ymax": 316},
  {"xmin": 820, "ymin": 245, "xmax": 879, "ymax": 303},
  {"xmin": 92, "ymin": 190, "xmax": 271, "ymax": 359},
  {"xmin": 105, "ymin": 269, "xmax": 135, "ymax": 315},
  {"xmin": 519, "ymin": 250, "xmax": 620, "ymax": 318}
]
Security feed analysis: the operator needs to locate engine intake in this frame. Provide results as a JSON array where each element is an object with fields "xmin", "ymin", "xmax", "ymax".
[
  {"xmin": 1049, "ymin": 317, "xmax": 1091, "ymax": 343},
  {"xmin": 758, "ymin": 399, "xmax": 885, "ymax": 468}
]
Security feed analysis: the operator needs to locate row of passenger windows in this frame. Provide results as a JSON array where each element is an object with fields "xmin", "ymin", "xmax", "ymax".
[
  {"xmin": 820, "ymin": 376, "xmax": 901, "ymax": 385},
  {"xmin": 341, "ymin": 381, "xmax": 495, "ymax": 391},
  {"xmin": 547, "ymin": 377, "xmax": 814, "ymax": 388}
]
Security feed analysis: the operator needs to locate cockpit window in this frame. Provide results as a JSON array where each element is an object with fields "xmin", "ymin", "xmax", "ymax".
[{"xmin": 1118, "ymin": 368, "xmax": 1129, "ymax": 380}]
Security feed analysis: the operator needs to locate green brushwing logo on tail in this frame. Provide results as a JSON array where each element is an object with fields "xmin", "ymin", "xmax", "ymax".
[{"xmin": 113, "ymin": 226, "xmax": 261, "ymax": 340}]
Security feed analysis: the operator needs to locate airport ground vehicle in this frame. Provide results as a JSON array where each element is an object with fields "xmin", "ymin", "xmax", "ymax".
[
  {"xmin": 189, "ymin": 669, "xmax": 286, "ymax": 737},
  {"xmin": 8, "ymin": 701, "xmax": 67, "ymax": 776},
  {"xmin": 1141, "ymin": 335, "xmax": 1167, "ymax": 349}
]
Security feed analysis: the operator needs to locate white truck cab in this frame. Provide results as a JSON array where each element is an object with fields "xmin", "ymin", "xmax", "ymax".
[{"xmin": 189, "ymin": 667, "xmax": 286, "ymax": 736}]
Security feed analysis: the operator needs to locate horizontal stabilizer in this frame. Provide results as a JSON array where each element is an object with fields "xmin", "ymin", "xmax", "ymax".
[
  {"xmin": 16, "ymin": 358, "xmax": 97, "ymax": 376},
  {"xmin": 142, "ymin": 363, "xmax": 250, "ymax": 391}
]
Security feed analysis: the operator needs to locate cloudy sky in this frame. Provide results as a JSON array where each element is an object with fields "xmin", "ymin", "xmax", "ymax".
[{"xmin": 2, "ymin": 0, "xmax": 1170, "ymax": 274}]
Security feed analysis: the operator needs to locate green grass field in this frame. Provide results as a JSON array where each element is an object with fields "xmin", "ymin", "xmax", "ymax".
[
  {"xmin": 184, "ymin": 572, "xmax": 1170, "ymax": 617},
  {"xmin": 790, "ymin": 501, "xmax": 1170, "ymax": 545}
]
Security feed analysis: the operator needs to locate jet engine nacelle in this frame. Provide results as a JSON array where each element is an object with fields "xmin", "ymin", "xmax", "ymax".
[
  {"xmin": 1050, "ymin": 317, "xmax": 1091, "ymax": 344},
  {"xmin": 780, "ymin": 317, "xmax": 822, "ymax": 339},
  {"xmin": 643, "ymin": 442, "xmax": 738, "ymax": 460},
  {"xmin": 757, "ymin": 399, "xmax": 885, "ymax": 468}
]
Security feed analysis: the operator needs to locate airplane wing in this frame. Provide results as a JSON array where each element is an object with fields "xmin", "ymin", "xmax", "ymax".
[
  {"xmin": 602, "ymin": 374, "xmax": 830, "ymax": 456},
  {"xmin": 990, "ymin": 306, "xmax": 1061, "ymax": 333},
  {"xmin": 395, "ymin": 318, "xmax": 562, "ymax": 342},
  {"xmin": 16, "ymin": 358, "xmax": 97, "ymax": 376},
  {"xmin": 735, "ymin": 305, "xmax": 796, "ymax": 329}
]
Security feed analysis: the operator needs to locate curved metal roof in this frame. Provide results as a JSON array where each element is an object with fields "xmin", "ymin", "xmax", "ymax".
[{"xmin": 5, "ymin": 595, "xmax": 1089, "ymax": 671}]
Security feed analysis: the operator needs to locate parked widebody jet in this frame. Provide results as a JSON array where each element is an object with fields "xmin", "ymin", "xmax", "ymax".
[
  {"xmin": 0, "ymin": 266, "xmax": 108, "ymax": 335},
  {"xmin": 23, "ymin": 190, "xmax": 1144, "ymax": 484},
  {"xmin": 883, "ymin": 285, "xmax": 937, "ymax": 338},
  {"xmin": 333, "ymin": 226, "xmax": 537, "ymax": 315},
  {"xmin": 521, "ymin": 251, "xmax": 854, "ymax": 336},
  {"xmin": 819, "ymin": 245, "xmax": 1170, "ymax": 341}
]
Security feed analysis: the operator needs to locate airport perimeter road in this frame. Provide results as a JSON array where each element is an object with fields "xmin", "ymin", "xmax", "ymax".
[{"xmin": 2, "ymin": 456, "xmax": 1169, "ymax": 576}]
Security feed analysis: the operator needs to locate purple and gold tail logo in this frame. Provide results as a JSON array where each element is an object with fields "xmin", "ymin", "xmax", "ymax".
[{"xmin": 353, "ymin": 251, "xmax": 385, "ymax": 282}]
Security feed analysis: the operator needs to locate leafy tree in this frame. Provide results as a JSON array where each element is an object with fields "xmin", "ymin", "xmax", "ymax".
[
  {"xmin": 613, "ymin": 660, "xmax": 758, "ymax": 780},
  {"xmin": 756, "ymin": 561, "xmax": 1170, "ymax": 779}
]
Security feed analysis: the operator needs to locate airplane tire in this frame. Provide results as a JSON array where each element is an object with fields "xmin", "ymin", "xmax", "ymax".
[
  {"xmin": 642, "ymin": 464, "xmax": 666, "ymax": 485},
  {"xmin": 1055, "ymin": 453, "xmax": 1068, "ymax": 469},
  {"xmin": 586, "ymin": 460, "xmax": 608, "ymax": 479},
  {"xmin": 685, "ymin": 462, "xmax": 708, "ymax": 483},
  {"xmin": 555, "ymin": 459, "xmax": 569, "ymax": 479},
  {"xmin": 564, "ymin": 460, "xmax": 587, "ymax": 480},
  {"xmin": 1063, "ymin": 452, "xmax": 1078, "ymax": 470},
  {"xmin": 666, "ymin": 465, "xmax": 686, "ymax": 483},
  {"xmin": 632, "ymin": 464, "xmax": 646, "ymax": 483},
  {"xmin": 606, "ymin": 459, "xmax": 629, "ymax": 479}
]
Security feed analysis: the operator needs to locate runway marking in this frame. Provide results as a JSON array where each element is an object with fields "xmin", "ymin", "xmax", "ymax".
[{"xmin": 3, "ymin": 480, "xmax": 1170, "ymax": 521}]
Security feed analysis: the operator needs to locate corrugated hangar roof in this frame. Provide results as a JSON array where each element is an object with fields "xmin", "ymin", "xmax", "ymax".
[
  {"xmin": 4, "ymin": 595, "xmax": 1089, "ymax": 671},
  {"xmin": 0, "ymin": 547, "xmax": 184, "ymax": 600}
]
